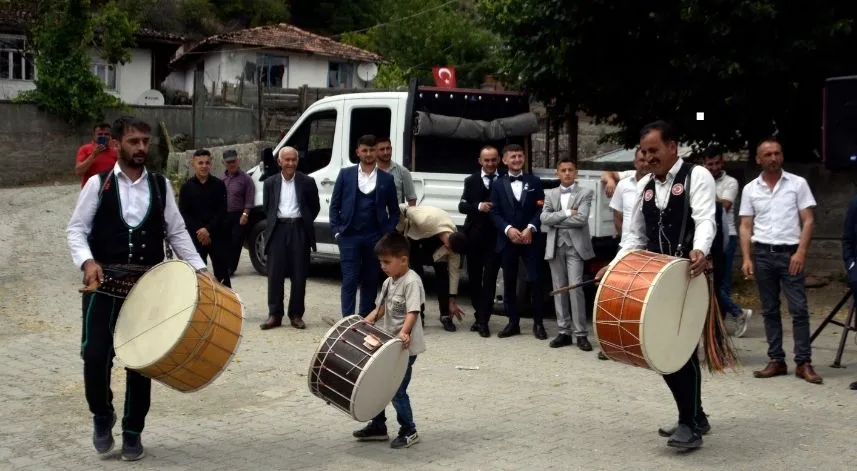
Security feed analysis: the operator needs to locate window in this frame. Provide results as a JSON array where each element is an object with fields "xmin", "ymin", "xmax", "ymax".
[
  {"xmin": 348, "ymin": 107, "xmax": 392, "ymax": 164},
  {"xmin": 328, "ymin": 62, "xmax": 353, "ymax": 88},
  {"xmin": 93, "ymin": 62, "xmax": 116, "ymax": 90},
  {"xmin": 285, "ymin": 109, "xmax": 337, "ymax": 175},
  {"xmin": 0, "ymin": 35, "xmax": 35, "ymax": 81},
  {"xmin": 257, "ymin": 54, "xmax": 288, "ymax": 88}
]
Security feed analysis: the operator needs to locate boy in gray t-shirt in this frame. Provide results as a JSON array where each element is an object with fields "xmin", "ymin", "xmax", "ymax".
[{"xmin": 353, "ymin": 232, "xmax": 426, "ymax": 449}]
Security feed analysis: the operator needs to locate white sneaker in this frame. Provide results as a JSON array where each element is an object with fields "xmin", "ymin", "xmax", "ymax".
[{"xmin": 734, "ymin": 309, "xmax": 752, "ymax": 338}]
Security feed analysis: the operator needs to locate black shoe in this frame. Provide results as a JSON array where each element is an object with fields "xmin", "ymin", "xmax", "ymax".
[
  {"xmin": 440, "ymin": 316, "xmax": 457, "ymax": 332},
  {"xmin": 352, "ymin": 423, "xmax": 389, "ymax": 441},
  {"xmin": 498, "ymin": 323, "xmax": 521, "ymax": 338},
  {"xmin": 121, "ymin": 433, "xmax": 145, "ymax": 461},
  {"xmin": 470, "ymin": 323, "xmax": 480, "ymax": 332},
  {"xmin": 478, "ymin": 324, "xmax": 491, "ymax": 338},
  {"xmin": 390, "ymin": 431, "xmax": 420, "ymax": 449},
  {"xmin": 666, "ymin": 424, "xmax": 703, "ymax": 449},
  {"xmin": 92, "ymin": 413, "xmax": 116, "ymax": 454},
  {"xmin": 598, "ymin": 351, "xmax": 610, "ymax": 360},
  {"xmin": 577, "ymin": 336, "xmax": 593, "ymax": 351},
  {"xmin": 658, "ymin": 415, "xmax": 711, "ymax": 437},
  {"xmin": 850, "ymin": 380, "xmax": 857, "ymax": 390},
  {"xmin": 533, "ymin": 323, "xmax": 547, "ymax": 340},
  {"xmin": 549, "ymin": 334, "xmax": 573, "ymax": 348}
]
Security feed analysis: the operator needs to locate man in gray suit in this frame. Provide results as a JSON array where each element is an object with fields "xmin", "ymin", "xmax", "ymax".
[{"xmin": 540, "ymin": 158, "xmax": 596, "ymax": 350}]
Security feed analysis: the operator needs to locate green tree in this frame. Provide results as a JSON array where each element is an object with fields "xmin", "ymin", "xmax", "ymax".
[
  {"xmin": 16, "ymin": 0, "xmax": 138, "ymax": 125},
  {"xmin": 289, "ymin": 0, "xmax": 376, "ymax": 36},
  {"xmin": 479, "ymin": 0, "xmax": 857, "ymax": 159}
]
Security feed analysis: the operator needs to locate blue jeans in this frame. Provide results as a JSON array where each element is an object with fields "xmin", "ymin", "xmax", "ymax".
[
  {"xmin": 754, "ymin": 247, "xmax": 812, "ymax": 364},
  {"xmin": 719, "ymin": 236, "xmax": 743, "ymax": 315},
  {"xmin": 338, "ymin": 232, "xmax": 382, "ymax": 317},
  {"xmin": 372, "ymin": 356, "xmax": 417, "ymax": 436}
]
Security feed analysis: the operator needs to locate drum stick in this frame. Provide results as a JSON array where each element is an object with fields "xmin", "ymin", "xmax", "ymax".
[{"xmin": 549, "ymin": 278, "xmax": 598, "ymax": 296}]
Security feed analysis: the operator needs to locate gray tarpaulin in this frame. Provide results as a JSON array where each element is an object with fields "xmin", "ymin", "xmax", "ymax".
[{"xmin": 413, "ymin": 111, "xmax": 540, "ymax": 140}]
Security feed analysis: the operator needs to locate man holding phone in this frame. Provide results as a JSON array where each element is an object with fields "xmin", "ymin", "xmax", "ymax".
[{"xmin": 75, "ymin": 123, "xmax": 118, "ymax": 187}]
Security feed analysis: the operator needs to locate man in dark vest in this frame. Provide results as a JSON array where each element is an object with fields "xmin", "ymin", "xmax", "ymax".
[
  {"xmin": 67, "ymin": 116, "xmax": 210, "ymax": 461},
  {"xmin": 596, "ymin": 120, "xmax": 718, "ymax": 450}
]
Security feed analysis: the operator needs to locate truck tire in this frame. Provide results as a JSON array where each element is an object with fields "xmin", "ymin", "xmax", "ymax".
[{"xmin": 248, "ymin": 220, "xmax": 267, "ymax": 276}]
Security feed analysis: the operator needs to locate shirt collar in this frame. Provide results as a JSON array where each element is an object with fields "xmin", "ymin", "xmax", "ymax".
[
  {"xmin": 560, "ymin": 182, "xmax": 576, "ymax": 191},
  {"xmin": 755, "ymin": 170, "xmax": 789, "ymax": 186},
  {"xmin": 667, "ymin": 158, "xmax": 683, "ymax": 179},
  {"xmin": 481, "ymin": 169, "xmax": 497, "ymax": 178},
  {"xmin": 508, "ymin": 170, "xmax": 523, "ymax": 178},
  {"xmin": 112, "ymin": 162, "xmax": 148, "ymax": 183},
  {"xmin": 281, "ymin": 172, "xmax": 295, "ymax": 183},
  {"xmin": 359, "ymin": 165, "xmax": 377, "ymax": 177},
  {"xmin": 224, "ymin": 169, "xmax": 245, "ymax": 177}
]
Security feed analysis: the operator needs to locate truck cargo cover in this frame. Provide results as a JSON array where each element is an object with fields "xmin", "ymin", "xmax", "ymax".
[{"xmin": 413, "ymin": 111, "xmax": 540, "ymax": 141}]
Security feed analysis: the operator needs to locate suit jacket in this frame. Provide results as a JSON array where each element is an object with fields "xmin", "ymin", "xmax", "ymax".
[
  {"xmin": 329, "ymin": 165, "xmax": 400, "ymax": 237},
  {"xmin": 489, "ymin": 173, "xmax": 544, "ymax": 252},
  {"xmin": 263, "ymin": 171, "xmax": 321, "ymax": 254},
  {"xmin": 458, "ymin": 171, "xmax": 498, "ymax": 243},
  {"xmin": 540, "ymin": 185, "xmax": 596, "ymax": 261}
]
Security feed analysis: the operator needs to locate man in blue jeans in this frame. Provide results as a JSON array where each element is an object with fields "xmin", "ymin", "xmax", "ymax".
[
  {"xmin": 329, "ymin": 135, "xmax": 400, "ymax": 319},
  {"xmin": 702, "ymin": 147, "xmax": 752, "ymax": 336},
  {"xmin": 739, "ymin": 137, "xmax": 821, "ymax": 384}
]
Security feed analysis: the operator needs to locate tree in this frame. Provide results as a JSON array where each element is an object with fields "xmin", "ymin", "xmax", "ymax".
[
  {"xmin": 16, "ymin": 0, "xmax": 137, "ymax": 125},
  {"xmin": 289, "ymin": 0, "xmax": 377, "ymax": 36},
  {"xmin": 478, "ymin": 0, "xmax": 857, "ymax": 159}
]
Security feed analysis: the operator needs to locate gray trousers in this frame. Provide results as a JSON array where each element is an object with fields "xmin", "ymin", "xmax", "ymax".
[{"xmin": 549, "ymin": 244, "xmax": 587, "ymax": 336}]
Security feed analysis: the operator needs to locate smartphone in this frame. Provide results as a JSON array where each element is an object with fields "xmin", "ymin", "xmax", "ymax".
[{"xmin": 96, "ymin": 135, "xmax": 108, "ymax": 147}]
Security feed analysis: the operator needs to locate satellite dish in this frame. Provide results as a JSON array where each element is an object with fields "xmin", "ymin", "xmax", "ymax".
[
  {"xmin": 136, "ymin": 89, "xmax": 165, "ymax": 106},
  {"xmin": 357, "ymin": 63, "xmax": 378, "ymax": 82}
]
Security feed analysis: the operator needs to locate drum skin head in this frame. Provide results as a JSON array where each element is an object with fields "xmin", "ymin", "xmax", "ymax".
[
  {"xmin": 114, "ymin": 260, "xmax": 199, "ymax": 369},
  {"xmin": 351, "ymin": 340, "xmax": 409, "ymax": 422}
]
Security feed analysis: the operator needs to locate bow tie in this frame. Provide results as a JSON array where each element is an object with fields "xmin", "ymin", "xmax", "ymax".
[
  {"xmin": 560, "ymin": 187, "xmax": 573, "ymax": 194},
  {"xmin": 509, "ymin": 175, "xmax": 523, "ymax": 183}
]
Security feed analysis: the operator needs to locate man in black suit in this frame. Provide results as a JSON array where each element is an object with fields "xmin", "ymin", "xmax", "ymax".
[
  {"xmin": 458, "ymin": 145, "xmax": 501, "ymax": 337},
  {"xmin": 260, "ymin": 146, "xmax": 321, "ymax": 330},
  {"xmin": 490, "ymin": 144, "xmax": 547, "ymax": 340}
]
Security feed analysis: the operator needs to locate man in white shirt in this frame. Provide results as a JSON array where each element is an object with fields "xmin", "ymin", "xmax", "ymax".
[
  {"xmin": 739, "ymin": 137, "xmax": 821, "ymax": 384},
  {"xmin": 702, "ymin": 147, "xmax": 752, "ymax": 337},
  {"xmin": 608, "ymin": 148, "xmax": 648, "ymax": 246},
  {"xmin": 67, "ymin": 116, "xmax": 209, "ymax": 461}
]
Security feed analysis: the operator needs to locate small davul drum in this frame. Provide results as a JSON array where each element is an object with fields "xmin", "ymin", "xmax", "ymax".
[
  {"xmin": 593, "ymin": 250, "xmax": 709, "ymax": 375},
  {"xmin": 308, "ymin": 315, "xmax": 409, "ymax": 422},
  {"xmin": 114, "ymin": 260, "xmax": 244, "ymax": 392}
]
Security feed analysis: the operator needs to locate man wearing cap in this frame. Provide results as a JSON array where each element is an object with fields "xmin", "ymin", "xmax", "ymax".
[{"xmin": 222, "ymin": 149, "xmax": 255, "ymax": 275}]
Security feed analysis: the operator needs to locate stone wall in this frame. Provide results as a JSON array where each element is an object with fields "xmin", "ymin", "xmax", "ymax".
[
  {"xmin": 166, "ymin": 141, "xmax": 272, "ymax": 182},
  {"xmin": 0, "ymin": 102, "xmax": 257, "ymax": 187}
]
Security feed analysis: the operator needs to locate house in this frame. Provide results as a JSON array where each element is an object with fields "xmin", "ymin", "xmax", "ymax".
[
  {"xmin": 166, "ymin": 23, "xmax": 382, "ymax": 96},
  {"xmin": 0, "ymin": 3, "xmax": 187, "ymax": 104}
]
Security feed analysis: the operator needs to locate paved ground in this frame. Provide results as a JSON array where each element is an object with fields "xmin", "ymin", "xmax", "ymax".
[{"xmin": 2, "ymin": 183, "xmax": 857, "ymax": 471}]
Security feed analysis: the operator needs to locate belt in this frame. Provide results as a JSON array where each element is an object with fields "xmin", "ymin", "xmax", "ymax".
[
  {"xmin": 277, "ymin": 217, "xmax": 303, "ymax": 223},
  {"xmin": 754, "ymin": 242, "xmax": 798, "ymax": 253}
]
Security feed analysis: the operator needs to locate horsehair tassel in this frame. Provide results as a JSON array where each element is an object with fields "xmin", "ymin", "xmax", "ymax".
[{"xmin": 701, "ymin": 273, "xmax": 740, "ymax": 373}]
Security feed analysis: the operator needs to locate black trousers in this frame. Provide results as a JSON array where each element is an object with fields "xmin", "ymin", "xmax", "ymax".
[
  {"xmin": 267, "ymin": 221, "xmax": 309, "ymax": 319},
  {"xmin": 465, "ymin": 232, "xmax": 500, "ymax": 326},
  {"xmin": 409, "ymin": 237, "xmax": 450, "ymax": 319},
  {"xmin": 193, "ymin": 235, "xmax": 232, "ymax": 288},
  {"xmin": 80, "ymin": 292, "xmax": 151, "ymax": 434},
  {"xmin": 500, "ymin": 242, "xmax": 543, "ymax": 324},
  {"xmin": 663, "ymin": 353, "xmax": 705, "ymax": 426},
  {"xmin": 226, "ymin": 211, "xmax": 249, "ymax": 272}
]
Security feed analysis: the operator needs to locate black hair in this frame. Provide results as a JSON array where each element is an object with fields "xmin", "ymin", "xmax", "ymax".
[
  {"xmin": 701, "ymin": 145, "xmax": 723, "ymax": 160},
  {"xmin": 502, "ymin": 143, "xmax": 524, "ymax": 155},
  {"xmin": 556, "ymin": 157, "xmax": 576, "ymax": 169},
  {"xmin": 375, "ymin": 136, "xmax": 391, "ymax": 144},
  {"xmin": 111, "ymin": 115, "xmax": 152, "ymax": 140},
  {"xmin": 640, "ymin": 120, "xmax": 677, "ymax": 144},
  {"xmin": 448, "ymin": 232, "xmax": 468, "ymax": 254},
  {"xmin": 374, "ymin": 232, "xmax": 411, "ymax": 257},
  {"xmin": 193, "ymin": 149, "xmax": 211, "ymax": 158},
  {"xmin": 357, "ymin": 135, "xmax": 377, "ymax": 148},
  {"xmin": 756, "ymin": 136, "xmax": 782, "ymax": 152},
  {"xmin": 93, "ymin": 123, "xmax": 111, "ymax": 131}
]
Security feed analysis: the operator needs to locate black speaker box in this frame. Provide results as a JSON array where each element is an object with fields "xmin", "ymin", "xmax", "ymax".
[{"xmin": 824, "ymin": 76, "xmax": 857, "ymax": 171}]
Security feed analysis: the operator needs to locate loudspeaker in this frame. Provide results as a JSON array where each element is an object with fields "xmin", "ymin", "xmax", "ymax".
[{"xmin": 824, "ymin": 76, "xmax": 857, "ymax": 171}]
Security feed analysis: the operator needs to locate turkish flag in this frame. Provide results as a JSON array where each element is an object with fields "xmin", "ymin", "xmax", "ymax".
[{"xmin": 432, "ymin": 66, "xmax": 457, "ymax": 88}]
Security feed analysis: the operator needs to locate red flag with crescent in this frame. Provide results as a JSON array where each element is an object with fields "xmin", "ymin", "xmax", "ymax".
[{"xmin": 432, "ymin": 66, "xmax": 457, "ymax": 88}]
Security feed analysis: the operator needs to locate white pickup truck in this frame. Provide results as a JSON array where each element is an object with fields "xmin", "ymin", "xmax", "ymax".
[{"xmin": 241, "ymin": 82, "xmax": 621, "ymax": 315}]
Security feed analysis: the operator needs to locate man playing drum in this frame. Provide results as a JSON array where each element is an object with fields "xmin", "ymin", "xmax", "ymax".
[
  {"xmin": 596, "ymin": 120, "xmax": 717, "ymax": 449},
  {"xmin": 67, "ymin": 116, "xmax": 211, "ymax": 461}
]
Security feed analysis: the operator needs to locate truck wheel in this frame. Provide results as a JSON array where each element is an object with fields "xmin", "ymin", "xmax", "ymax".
[{"xmin": 248, "ymin": 221, "xmax": 267, "ymax": 276}]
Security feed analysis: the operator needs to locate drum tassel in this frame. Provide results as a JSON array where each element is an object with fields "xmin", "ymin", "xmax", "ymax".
[{"xmin": 701, "ymin": 273, "xmax": 740, "ymax": 373}]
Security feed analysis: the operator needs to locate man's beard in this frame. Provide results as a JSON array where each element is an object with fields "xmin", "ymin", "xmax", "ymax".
[{"xmin": 121, "ymin": 150, "xmax": 147, "ymax": 169}]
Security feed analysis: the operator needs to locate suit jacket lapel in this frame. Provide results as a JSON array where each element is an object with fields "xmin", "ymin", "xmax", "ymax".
[
  {"xmin": 294, "ymin": 173, "xmax": 304, "ymax": 210},
  {"xmin": 520, "ymin": 176, "xmax": 530, "ymax": 207},
  {"xmin": 272, "ymin": 176, "xmax": 282, "ymax": 216}
]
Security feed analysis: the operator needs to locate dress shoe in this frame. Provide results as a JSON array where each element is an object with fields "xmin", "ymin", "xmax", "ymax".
[
  {"xmin": 795, "ymin": 362, "xmax": 823, "ymax": 384},
  {"xmin": 598, "ymin": 351, "xmax": 609, "ymax": 360},
  {"xmin": 260, "ymin": 316, "xmax": 283, "ymax": 330},
  {"xmin": 478, "ymin": 324, "xmax": 491, "ymax": 338},
  {"xmin": 549, "ymin": 333, "xmax": 573, "ymax": 348},
  {"xmin": 667, "ymin": 424, "xmax": 703, "ymax": 449},
  {"xmin": 849, "ymin": 380, "xmax": 857, "ymax": 390},
  {"xmin": 290, "ymin": 317, "xmax": 306, "ymax": 329},
  {"xmin": 497, "ymin": 323, "xmax": 521, "ymax": 338},
  {"xmin": 576, "ymin": 336, "xmax": 593, "ymax": 351},
  {"xmin": 659, "ymin": 415, "xmax": 711, "ymax": 437},
  {"xmin": 533, "ymin": 323, "xmax": 547, "ymax": 340},
  {"xmin": 440, "ymin": 316, "xmax": 457, "ymax": 332},
  {"xmin": 753, "ymin": 359, "xmax": 787, "ymax": 378},
  {"xmin": 470, "ymin": 323, "xmax": 480, "ymax": 332}
]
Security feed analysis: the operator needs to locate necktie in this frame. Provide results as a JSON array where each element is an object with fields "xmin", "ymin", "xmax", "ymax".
[
  {"xmin": 560, "ymin": 186, "xmax": 573, "ymax": 194},
  {"xmin": 509, "ymin": 175, "xmax": 522, "ymax": 183}
]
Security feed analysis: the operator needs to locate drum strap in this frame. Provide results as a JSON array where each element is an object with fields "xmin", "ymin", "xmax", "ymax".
[{"xmin": 675, "ymin": 167, "xmax": 692, "ymax": 258}]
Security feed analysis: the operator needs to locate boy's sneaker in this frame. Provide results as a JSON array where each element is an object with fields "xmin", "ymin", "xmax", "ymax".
[
  {"xmin": 390, "ymin": 431, "xmax": 420, "ymax": 449},
  {"xmin": 735, "ymin": 309, "xmax": 752, "ymax": 338},
  {"xmin": 121, "ymin": 433, "xmax": 145, "ymax": 461},
  {"xmin": 352, "ymin": 423, "xmax": 389, "ymax": 441},
  {"xmin": 92, "ymin": 413, "xmax": 116, "ymax": 454}
]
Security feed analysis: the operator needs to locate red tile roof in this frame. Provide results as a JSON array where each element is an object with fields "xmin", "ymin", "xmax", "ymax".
[{"xmin": 171, "ymin": 23, "xmax": 381, "ymax": 66}]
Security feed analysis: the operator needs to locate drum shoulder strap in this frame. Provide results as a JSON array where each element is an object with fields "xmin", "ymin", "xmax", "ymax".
[
  {"xmin": 676, "ymin": 164, "xmax": 693, "ymax": 257},
  {"xmin": 149, "ymin": 172, "xmax": 173, "ymax": 259}
]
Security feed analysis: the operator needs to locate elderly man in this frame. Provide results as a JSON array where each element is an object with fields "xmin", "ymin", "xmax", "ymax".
[
  {"xmin": 397, "ymin": 204, "xmax": 468, "ymax": 331},
  {"xmin": 260, "ymin": 147, "xmax": 320, "ymax": 330}
]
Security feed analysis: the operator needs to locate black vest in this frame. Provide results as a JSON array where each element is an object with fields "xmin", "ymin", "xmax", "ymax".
[
  {"xmin": 641, "ymin": 163, "xmax": 694, "ymax": 258},
  {"xmin": 88, "ymin": 171, "xmax": 167, "ymax": 266},
  {"xmin": 350, "ymin": 188, "xmax": 380, "ymax": 234}
]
